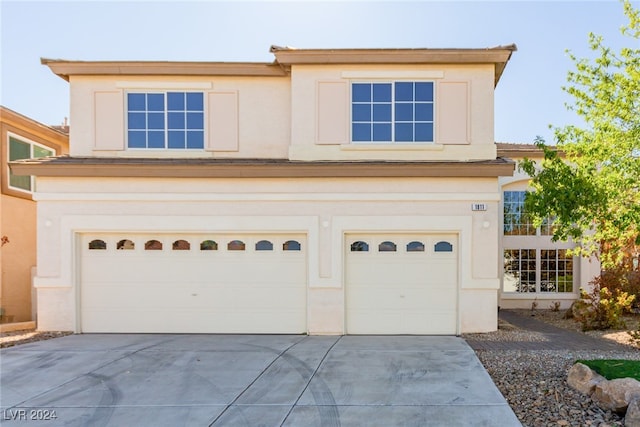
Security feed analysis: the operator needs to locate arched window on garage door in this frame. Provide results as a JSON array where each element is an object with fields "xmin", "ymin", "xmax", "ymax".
[
  {"xmin": 434, "ymin": 241, "xmax": 453, "ymax": 252},
  {"xmin": 283, "ymin": 240, "xmax": 301, "ymax": 251},
  {"xmin": 89, "ymin": 239, "xmax": 107, "ymax": 250},
  {"xmin": 227, "ymin": 240, "xmax": 246, "ymax": 251},
  {"xmin": 200, "ymin": 240, "xmax": 218, "ymax": 251},
  {"xmin": 173, "ymin": 240, "xmax": 190, "ymax": 250},
  {"xmin": 255, "ymin": 240, "xmax": 273, "ymax": 251},
  {"xmin": 117, "ymin": 239, "xmax": 135, "ymax": 250},
  {"xmin": 145, "ymin": 240, "xmax": 163, "ymax": 250},
  {"xmin": 350, "ymin": 241, "xmax": 369, "ymax": 252},
  {"xmin": 378, "ymin": 241, "xmax": 397, "ymax": 252},
  {"xmin": 406, "ymin": 241, "xmax": 425, "ymax": 252}
]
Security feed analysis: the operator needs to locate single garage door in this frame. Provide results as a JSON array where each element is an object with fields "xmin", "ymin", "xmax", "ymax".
[
  {"xmin": 346, "ymin": 234, "xmax": 458, "ymax": 335},
  {"xmin": 80, "ymin": 233, "xmax": 306, "ymax": 333}
]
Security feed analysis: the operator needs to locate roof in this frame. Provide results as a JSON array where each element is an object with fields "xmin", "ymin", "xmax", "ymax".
[
  {"xmin": 9, "ymin": 156, "xmax": 515, "ymax": 179},
  {"xmin": 41, "ymin": 44, "xmax": 517, "ymax": 86},
  {"xmin": 0, "ymin": 106, "xmax": 70, "ymax": 141},
  {"xmin": 496, "ymin": 142, "xmax": 560, "ymax": 158}
]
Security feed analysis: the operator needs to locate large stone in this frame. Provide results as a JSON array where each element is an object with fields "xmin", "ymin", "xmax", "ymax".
[
  {"xmin": 626, "ymin": 398, "xmax": 640, "ymax": 427},
  {"xmin": 567, "ymin": 363, "xmax": 606, "ymax": 395},
  {"xmin": 592, "ymin": 378, "xmax": 640, "ymax": 413}
]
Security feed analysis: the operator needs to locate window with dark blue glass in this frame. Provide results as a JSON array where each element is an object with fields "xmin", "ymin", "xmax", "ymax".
[
  {"xmin": 127, "ymin": 92, "xmax": 204, "ymax": 149},
  {"xmin": 351, "ymin": 82, "xmax": 434, "ymax": 143}
]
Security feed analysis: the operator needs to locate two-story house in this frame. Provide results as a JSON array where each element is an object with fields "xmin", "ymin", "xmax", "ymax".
[{"xmin": 10, "ymin": 45, "xmax": 592, "ymax": 335}]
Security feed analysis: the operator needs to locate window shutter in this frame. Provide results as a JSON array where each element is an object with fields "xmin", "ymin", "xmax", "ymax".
[
  {"xmin": 207, "ymin": 91, "xmax": 239, "ymax": 151},
  {"xmin": 437, "ymin": 82, "xmax": 469, "ymax": 144},
  {"xmin": 94, "ymin": 91, "xmax": 125, "ymax": 150},
  {"xmin": 316, "ymin": 81, "xmax": 348, "ymax": 145}
]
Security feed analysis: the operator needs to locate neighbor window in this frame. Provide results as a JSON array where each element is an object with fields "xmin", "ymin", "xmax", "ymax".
[
  {"xmin": 8, "ymin": 135, "xmax": 55, "ymax": 192},
  {"xmin": 351, "ymin": 82, "xmax": 434, "ymax": 142},
  {"xmin": 127, "ymin": 92, "xmax": 204, "ymax": 149}
]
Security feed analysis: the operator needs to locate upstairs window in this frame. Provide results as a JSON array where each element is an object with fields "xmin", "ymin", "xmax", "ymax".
[
  {"xmin": 8, "ymin": 135, "xmax": 55, "ymax": 193},
  {"xmin": 503, "ymin": 191, "xmax": 554, "ymax": 236},
  {"xmin": 351, "ymin": 82, "xmax": 434, "ymax": 143},
  {"xmin": 127, "ymin": 92, "xmax": 204, "ymax": 149}
]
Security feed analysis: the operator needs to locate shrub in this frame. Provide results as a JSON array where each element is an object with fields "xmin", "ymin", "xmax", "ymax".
[{"xmin": 572, "ymin": 284, "xmax": 635, "ymax": 331}]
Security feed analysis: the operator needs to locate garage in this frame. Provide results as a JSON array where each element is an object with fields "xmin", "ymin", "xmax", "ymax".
[
  {"xmin": 80, "ymin": 233, "xmax": 307, "ymax": 333},
  {"xmin": 345, "ymin": 234, "xmax": 458, "ymax": 335}
]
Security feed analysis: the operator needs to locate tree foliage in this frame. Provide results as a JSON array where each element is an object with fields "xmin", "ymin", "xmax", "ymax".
[{"xmin": 520, "ymin": 0, "xmax": 640, "ymax": 270}]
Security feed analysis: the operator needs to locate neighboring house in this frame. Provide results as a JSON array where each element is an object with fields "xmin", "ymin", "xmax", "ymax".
[
  {"xmin": 496, "ymin": 143, "xmax": 599, "ymax": 310},
  {"xmin": 11, "ymin": 44, "xmax": 546, "ymax": 335},
  {"xmin": 0, "ymin": 106, "xmax": 69, "ymax": 323}
]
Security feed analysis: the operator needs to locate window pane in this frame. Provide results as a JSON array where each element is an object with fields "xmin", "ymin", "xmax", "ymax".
[
  {"xmin": 147, "ymin": 94, "xmax": 164, "ymax": 111},
  {"xmin": 117, "ymin": 239, "xmax": 135, "ymax": 250},
  {"xmin": 395, "ymin": 82, "xmax": 414, "ymax": 101},
  {"xmin": 352, "ymin": 84, "xmax": 371, "ymax": 102},
  {"xmin": 395, "ymin": 123, "xmax": 413, "ymax": 142},
  {"xmin": 434, "ymin": 241, "xmax": 453, "ymax": 252},
  {"xmin": 33, "ymin": 145, "xmax": 54, "ymax": 158},
  {"xmin": 503, "ymin": 191, "xmax": 535, "ymax": 235},
  {"xmin": 373, "ymin": 123, "xmax": 391, "ymax": 141},
  {"xmin": 372, "ymin": 83, "xmax": 391, "ymax": 102},
  {"xmin": 145, "ymin": 240, "xmax": 163, "ymax": 250},
  {"xmin": 352, "ymin": 104, "xmax": 371, "ymax": 122},
  {"xmin": 186, "ymin": 131, "xmax": 204, "ymax": 149},
  {"xmin": 415, "ymin": 82, "xmax": 433, "ymax": 101},
  {"xmin": 406, "ymin": 241, "xmax": 425, "ymax": 252},
  {"xmin": 228, "ymin": 240, "xmax": 245, "ymax": 251},
  {"xmin": 168, "ymin": 112, "xmax": 185, "ymax": 129},
  {"xmin": 503, "ymin": 249, "xmax": 536, "ymax": 293},
  {"xmin": 372, "ymin": 104, "xmax": 391, "ymax": 121},
  {"xmin": 283, "ymin": 240, "xmax": 301, "ymax": 251},
  {"xmin": 148, "ymin": 131, "xmax": 165, "ymax": 148},
  {"xmin": 200, "ymin": 240, "xmax": 218, "ymax": 250},
  {"xmin": 168, "ymin": 131, "xmax": 185, "ymax": 148},
  {"xmin": 395, "ymin": 103, "xmax": 413, "ymax": 121},
  {"xmin": 167, "ymin": 92, "xmax": 185, "ymax": 110},
  {"xmin": 378, "ymin": 241, "xmax": 397, "ymax": 252},
  {"xmin": 128, "ymin": 113, "xmax": 146, "ymax": 130},
  {"xmin": 89, "ymin": 239, "xmax": 107, "ymax": 250},
  {"xmin": 9, "ymin": 174, "xmax": 30, "ymax": 191},
  {"xmin": 9, "ymin": 138, "xmax": 30, "ymax": 160},
  {"xmin": 256, "ymin": 240, "xmax": 274, "ymax": 251},
  {"xmin": 147, "ymin": 113, "xmax": 165, "ymax": 130},
  {"xmin": 128, "ymin": 131, "xmax": 146, "ymax": 148},
  {"xmin": 350, "ymin": 241, "xmax": 369, "ymax": 252},
  {"xmin": 173, "ymin": 240, "xmax": 190, "ymax": 250},
  {"xmin": 186, "ymin": 112, "xmax": 204, "ymax": 129},
  {"xmin": 128, "ymin": 93, "xmax": 146, "ymax": 111},
  {"xmin": 352, "ymin": 123, "xmax": 371, "ymax": 141},
  {"xmin": 415, "ymin": 123, "xmax": 433, "ymax": 142},
  {"xmin": 415, "ymin": 103, "xmax": 433, "ymax": 121},
  {"xmin": 186, "ymin": 92, "xmax": 204, "ymax": 110}
]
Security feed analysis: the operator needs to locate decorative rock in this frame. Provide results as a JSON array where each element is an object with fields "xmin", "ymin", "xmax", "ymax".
[
  {"xmin": 567, "ymin": 363, "xmax": 606, "ymax": 395},
  {"xmin": 626, "ymin": 398, "xmax": 640, "ymax": 427},
  {"xmin": 592, "ymin": 377, "xmax": 640, "ymax": 413}
]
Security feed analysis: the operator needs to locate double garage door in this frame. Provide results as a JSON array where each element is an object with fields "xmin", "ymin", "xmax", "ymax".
[
  {"xmin": 80, "ymin": 234, "xmax": 307, "ymax": 333},
  {"xmin": 80, "ymin": 233, "xmax": 458, "ymax": 334}
]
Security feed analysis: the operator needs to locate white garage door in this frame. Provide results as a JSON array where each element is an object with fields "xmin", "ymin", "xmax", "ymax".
[
  {"xmin": 346, "ymin": 234, "xmax": 458, "ymax": 335},
  {"xmin": 80, "ymin": 234, "xmax": 306, "ymax": 333}
]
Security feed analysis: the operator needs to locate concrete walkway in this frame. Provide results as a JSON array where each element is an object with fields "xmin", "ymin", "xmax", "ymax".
[
  {"xmin": 0, "ymin": 334, "xmax": 520, "ymax": 426},
  {"xmin": 466, "ymin": 309, "xmax": 633, "ymax": 351}
]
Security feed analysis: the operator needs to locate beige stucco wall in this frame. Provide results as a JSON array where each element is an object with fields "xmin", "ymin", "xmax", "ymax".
[
  {"xmin": 34, "ymin": 175, "xmax": 502, "ymax": 333},
  {"xmin": 69, "ymin": 75, "xmax": 291, "ymax": 158},
  {"xmin": 289, "ymin": 64, "xmax": 496, "ymax": 161}
]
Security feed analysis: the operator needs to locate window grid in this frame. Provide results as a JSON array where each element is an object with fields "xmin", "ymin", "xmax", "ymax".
[
  {"xmin": 504, "ymin": 249, "xmax": 536, "ymax": 293},
  {"xmin": 127, "ymin": 92, "xmax": 204, "ymax": 150},
  {"xmin": 540, "ymin": 249, "xmax": 573, "ymax": 292},
  {"xmin": 351, "ymin": 82, "xmax": 434, "ymax": 143}
]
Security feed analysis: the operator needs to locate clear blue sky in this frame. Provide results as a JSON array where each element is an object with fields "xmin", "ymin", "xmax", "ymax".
[{"xmin": 1, "ymin": 0, "xmax": 637, "ymax": 144}]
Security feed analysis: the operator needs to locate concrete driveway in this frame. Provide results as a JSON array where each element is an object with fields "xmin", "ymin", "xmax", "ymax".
[{"xmin": 1, "ymin": 335, "xmax": 520, "ymax": 426}]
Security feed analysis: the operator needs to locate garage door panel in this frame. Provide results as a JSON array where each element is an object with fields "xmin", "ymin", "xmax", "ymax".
[
  {"xmin": 81, "ymin": 234, "xmax": 307, "ymax": 333},
  {"xmin": 346, "ymin": 233, "xmax": 458, "ymax": 335}
]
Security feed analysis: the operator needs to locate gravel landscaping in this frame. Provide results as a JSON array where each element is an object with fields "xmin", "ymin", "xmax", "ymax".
[
  {"xmin": 4, "ymin": 311, "xmax": 640, "ymax": 426},
  {"xmin": 468, "ymin": 310, "xmax": 640, "ymax": 426}
]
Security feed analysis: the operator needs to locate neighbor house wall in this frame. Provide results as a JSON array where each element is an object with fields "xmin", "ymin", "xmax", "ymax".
[{"xmin": 0, "ymin": 108, "xmax": 69, "ymax": 322}]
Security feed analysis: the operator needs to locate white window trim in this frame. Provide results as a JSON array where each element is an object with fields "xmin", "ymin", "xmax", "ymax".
[
  {"xmin": 350, "ymin": 80, "xmax": 436, "ymax": 144},
  {"xmin": 7, "ymin": 132, "xmax": 56, "ymax": 194},
  {"xmin": 125, "ymin": 90, "xmax": 207, "ymax": 151}
]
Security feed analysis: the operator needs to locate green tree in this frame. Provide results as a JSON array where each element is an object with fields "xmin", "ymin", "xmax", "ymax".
[{"xmin": 520, "ymin": 0, "xmax": 640, "ymax": 270}]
